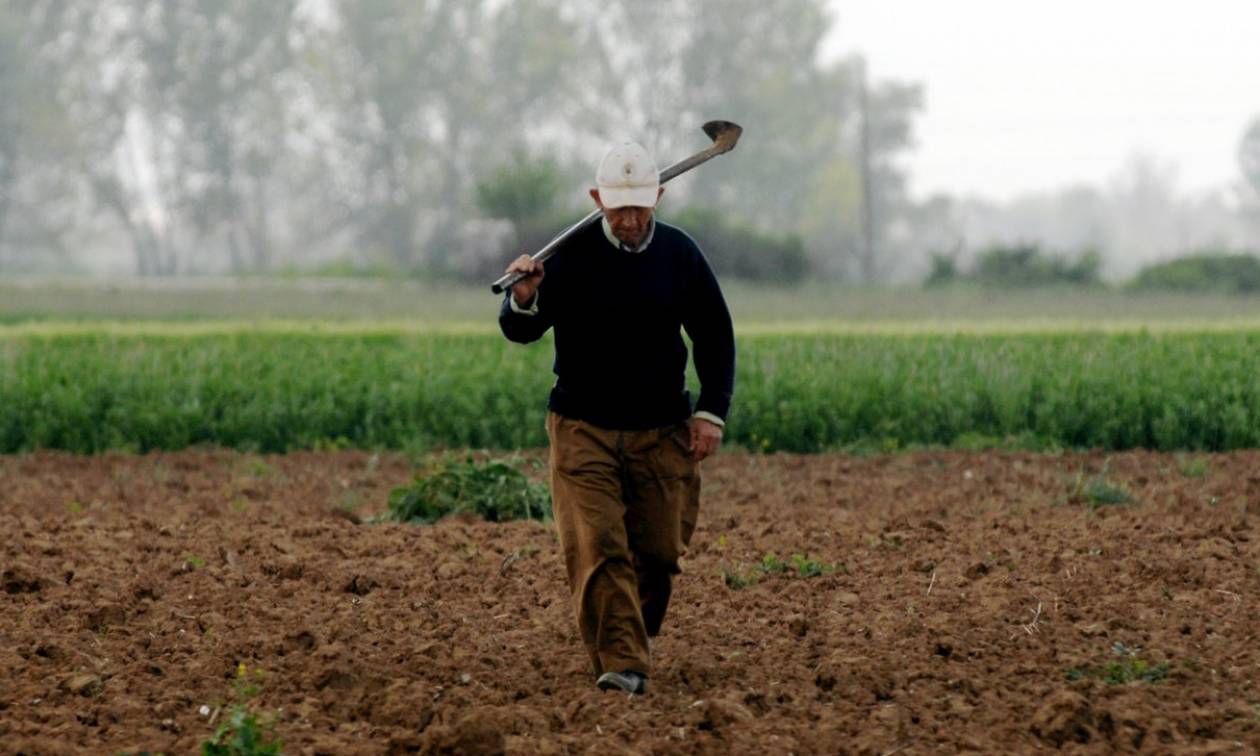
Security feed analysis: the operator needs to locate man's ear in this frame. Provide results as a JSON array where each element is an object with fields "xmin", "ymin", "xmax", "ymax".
[{"xmin": 589, "ymin": 188, "xmax": 603, "ymax": 208}]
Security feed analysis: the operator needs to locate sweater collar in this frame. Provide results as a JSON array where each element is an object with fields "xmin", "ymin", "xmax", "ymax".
[{"xmin": 601, "ymin": 216, "xmax": 655, "ymax": 254}]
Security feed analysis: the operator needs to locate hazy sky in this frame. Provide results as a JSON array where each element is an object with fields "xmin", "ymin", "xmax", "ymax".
[{"xmin": 823, "ymin": 0, "xmax": 1260, "ymax": 202}]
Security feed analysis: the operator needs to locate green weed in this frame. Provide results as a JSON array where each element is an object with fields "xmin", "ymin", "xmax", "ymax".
[
  {"xmin": 719, "ymin": 565, "xmax": 759, "ymax": 590},
  {"xmin": 721, "ymin": 552, "xmax": 843, "ymax": 589},
  {"xmin": 791, "ymin": 554, "xmax": 844, "ymax": 577},
  {"xmin": 241, "ymin": 457, "xmax": 272, "ymax": 478},
  {"xmin": 1066, "ymin": 643, "xmax": 1170, "ymax": 685},
  {"xmin": 757, "ymin": 553, "xmax": 790, "ymax": 574},
  {"xmin": 336, "ymin": 491, "xmax": 361, "ymax": 513},
  {"xmin": 1065, "ymin": 463, "xmax": 1134, "ymax": 508},
  {"xmin": 1178, "ymin": 456, "xmax": 1209, "ymax": 478},
  {"xmin": 386, "ymin": 455, "xmax": 551, "ymax": 524},
  {"xmin": 201, "ymin": 663, "xmax": 281, "ymax": 756}
]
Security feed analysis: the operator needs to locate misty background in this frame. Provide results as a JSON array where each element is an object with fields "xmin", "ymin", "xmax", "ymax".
[{"xmin": 1, "ymin": 0, "xmax": 1259, "ymax": 287}]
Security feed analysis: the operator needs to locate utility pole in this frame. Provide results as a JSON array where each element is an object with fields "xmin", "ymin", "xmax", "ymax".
[{"xmin": 856, "ymin": 56, "xmax": 877, "ymax": 282}]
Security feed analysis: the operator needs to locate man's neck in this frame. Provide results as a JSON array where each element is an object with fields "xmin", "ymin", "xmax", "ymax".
[{"xmin": 600, "ymin": 216, "xmax": 656, "ymax": 253}]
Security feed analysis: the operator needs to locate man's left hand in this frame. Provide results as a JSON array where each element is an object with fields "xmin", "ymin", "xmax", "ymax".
[{"xmin": 688, "ymin": 417, "xmax": 723, "ymax": 462}]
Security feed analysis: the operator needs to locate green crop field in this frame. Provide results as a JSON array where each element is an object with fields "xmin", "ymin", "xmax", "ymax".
[{"xmin": 3, "ymin": 324, "xmax": 1259, "ymax": 454}]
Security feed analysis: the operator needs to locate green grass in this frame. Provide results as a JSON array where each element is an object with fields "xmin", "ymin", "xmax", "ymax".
[
  {"xmin": 3, "ymin": 328, "xmax": 1260, "ymax": 453},
  {"xmin": 720, "ymin": 552, "xmax": 844, "ymax": 589}
]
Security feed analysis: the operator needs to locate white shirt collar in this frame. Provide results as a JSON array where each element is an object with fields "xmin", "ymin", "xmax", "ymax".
[{"xmin": 601, "ymin": 216, "xmax": 655, "ymax": 253}]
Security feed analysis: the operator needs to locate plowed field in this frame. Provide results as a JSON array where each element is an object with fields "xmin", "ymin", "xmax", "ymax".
[{"xmin": 3, "ymin": 450, "xmax": 1259, "ymax": 754}]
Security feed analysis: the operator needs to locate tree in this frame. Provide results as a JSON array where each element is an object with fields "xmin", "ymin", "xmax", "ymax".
[
  {"xmin": 1241, "ymin": 116, "xmax": 1260, "ymax": 196},
  {"xmin": 304, "ymin": 0, "xmax": 582, "ymax": 274},
  {"xmin": 129, "ymin": 0, "xmax": 299, "ymax": 273},
  {"xmin": 570, "ymin": 0, "xmax": 921, "ymax": 281},
  {"xmin": 15, "ymin": 0, "xmax": 298, "ymax": 275}
]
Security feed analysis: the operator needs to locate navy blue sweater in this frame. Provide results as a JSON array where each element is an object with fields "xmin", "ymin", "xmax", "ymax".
[{"xmin": 499, "ymin": 219, "xmax": 735, "ymax": 430}]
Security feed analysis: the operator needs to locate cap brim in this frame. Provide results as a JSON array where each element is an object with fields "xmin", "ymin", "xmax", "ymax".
[{"xmin": 597, "ymin": 184, "xmax": 660, "ymax": 209}]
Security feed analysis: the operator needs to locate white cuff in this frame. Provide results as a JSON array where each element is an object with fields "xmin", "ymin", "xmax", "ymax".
[
  {"xmin": 508, "ymin": 291, "xmax": 539, "ymax": 316},
  {"xmin": 692, "ymin": 411, "xmax": 725, "ymax": 428}
]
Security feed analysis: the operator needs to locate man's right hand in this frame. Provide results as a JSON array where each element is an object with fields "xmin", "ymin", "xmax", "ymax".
[{"xmin": 506, "ymin": 255, "xmax": 544, "ymax": 307}]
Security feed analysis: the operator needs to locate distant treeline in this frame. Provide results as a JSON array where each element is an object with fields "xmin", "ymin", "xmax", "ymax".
[
  {"xmin": 0, "ymin": 0, "xmax": 920, "ymax": 283},
  {"xmin": 926, "ymin": 245, "xmax": 1260, "ymax": 293}
]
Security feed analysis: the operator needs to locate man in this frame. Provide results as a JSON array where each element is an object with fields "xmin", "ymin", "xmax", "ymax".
[{"xmin": 498, "ymin": 141, "xmax": 735, "ymax": 695}]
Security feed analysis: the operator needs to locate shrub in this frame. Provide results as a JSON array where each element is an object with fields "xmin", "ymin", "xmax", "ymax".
[
  {"xmin": 923, "ymin": 251, "xmax": 959, "ymax": 287},
  {"xmin": 387, "ymin": 455, "xmax": 551, "ymax": 524},
  {"xmin": 667, "ymin": 207, "xmax": 810, "ymax": 283},
  {"xmin": 1130, "ymin": 252, "xmax": 1260, "ymax": 294},
  {"xmin": 473, "ymin": 150, "xmax": 579, "ymax": 280},
  {"xmin": 972, "ymin": 244, "xmax": 1101, "ymax": 288}
]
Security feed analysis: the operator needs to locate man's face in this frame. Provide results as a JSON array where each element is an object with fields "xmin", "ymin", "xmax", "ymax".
[{"xmin": 590, "ymin": 187, "xmax": 665, "ymax": 248}]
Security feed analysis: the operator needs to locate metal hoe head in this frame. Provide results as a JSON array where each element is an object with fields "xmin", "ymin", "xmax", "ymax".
[{"xmin": 702, "ymin": 120, "xmax": 743, "ymax": 153}]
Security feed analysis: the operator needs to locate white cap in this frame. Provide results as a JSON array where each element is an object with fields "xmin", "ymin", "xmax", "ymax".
[{"xmin": 595, "ymin": 142, "xmax": 660, "ymax": 209}]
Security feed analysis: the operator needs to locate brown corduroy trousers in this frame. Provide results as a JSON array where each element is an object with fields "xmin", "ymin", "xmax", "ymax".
[{"xmin": 545, "ymin": 411, "xmax": 701, "ymax": 677}]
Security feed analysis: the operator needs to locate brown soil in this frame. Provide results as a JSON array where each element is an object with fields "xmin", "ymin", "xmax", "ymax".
[{"xmin": 2, "ymin": 449, "xmax": 1259, "ymax": 755}]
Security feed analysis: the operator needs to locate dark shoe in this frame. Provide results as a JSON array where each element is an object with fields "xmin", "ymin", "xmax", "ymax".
[{"xmin": 596, "ymin": 670, "xmax": 647, "ymax": 695}]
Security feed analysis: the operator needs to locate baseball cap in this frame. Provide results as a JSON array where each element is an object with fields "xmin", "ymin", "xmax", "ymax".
[{"xmin": 595, "ymin": 142, "xmax": 660, "ymax": 209}]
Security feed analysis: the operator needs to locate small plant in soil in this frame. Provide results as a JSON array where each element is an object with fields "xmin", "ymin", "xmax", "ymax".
[
  {"xmin": 1065, "ymin": 643, "xmax": 1170, "ymax": 685},
  {"xmin": 201, "ymin": 663, "xmax": 281, "ymax": 756},
  {"xmin": 757, "ymin": 553, "xmax": 790, "ymax": 575},
  {"xmin": 1178, "ymin": 456, "xmax": 1209, "ymax": 478},
  {"xmin": 1063, "ymin": 462, "xmax": 1133, "ymax": 509},
  {"xmin": 721, "ymin": 553, "xmax": 843, "ymax": 588},
  {"xmin": 386, "ymin": 454, "xmax": 551, "ymax": 524},
  {"xmin": 237, "ymin": 456, "xmax": 273, "ymax": 479},
  {"xmin": 719, "ymin": 564, "xmax": 759, "ymax": 590},
  {"xmin": 791, "ymin": 554, "xmax": 844, "ymax": 577}
]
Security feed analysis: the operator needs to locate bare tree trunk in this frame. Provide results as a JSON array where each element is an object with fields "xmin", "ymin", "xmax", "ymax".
[
  {"xmin": 247, "ymin": 170, "xmax": 272, "ymax": 271},
  {"xmin": 0, "ymin": 154, "xmax": 13, "ymax": 265},
  {"xmin": 856, "ymin": 56, "xmax": 877, "ymax": 283}
]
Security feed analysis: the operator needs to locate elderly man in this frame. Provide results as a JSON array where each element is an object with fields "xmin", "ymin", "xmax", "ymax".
[{"xmin": 498, "ymin": 141, "xmax": 736, "ymax": 695}]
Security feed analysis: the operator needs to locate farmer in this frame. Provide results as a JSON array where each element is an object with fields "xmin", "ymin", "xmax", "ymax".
[{"xmin": 498, "ymin": 141, "xmax": 735, "ymax": 695}]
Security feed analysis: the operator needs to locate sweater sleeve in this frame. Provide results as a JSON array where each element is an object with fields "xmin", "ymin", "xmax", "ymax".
[
  {"xmin": 498, "ymin": 284, "xmax": 554, "ymax": 343},
  {"xmin": 682, "ymin": 249, "xmax": 736, "ymax": 422}
]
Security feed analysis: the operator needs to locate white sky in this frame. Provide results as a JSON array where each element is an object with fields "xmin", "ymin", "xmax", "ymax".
[{"xmin": 822, "ymin": 0, "xmax": 1260, "ymax": 202}]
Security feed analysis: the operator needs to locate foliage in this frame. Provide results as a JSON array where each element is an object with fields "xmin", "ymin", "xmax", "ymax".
[
  {"xmin": 476, "ymin": 151, "xmax": 569, "ymax": 227},
  {"xmin": 721, "ymin": 552, "xmax": 843, "ymax": 588},
  {"xmin": 1066, "ymin": 644, "xmax": 1170, "ymax": 685},
  {"xmin": 972, "ymin": 244, "xmax": 1102, "ymax": 288},
  {"xmin": 387, "ymin": 455, "xmax": 551, "ymax": 524},
  {"xmin": 791, "ymin": 554, "xmax": 844, "ymax": 577},
  {"xmin": 1130, "ymin": 252, "xmax": 1260, "ymax": 294},
  {"xmin": 201, "ymin": 664, "xmax": 281, "ymax": 756},
  {"xmin": 1241, "ymin": 115, "xmax": 1260, "ymax": 195},
  {"xmin": 1061, "ymin": 463, "xmax": 1134, "ymax": 509},
  {"xmin": 668, "ymin": 207, "xmax": 810, "ymax": 283},
  {"xmin": 472, "ymin": 150, "xmax": 579, "ymax": 281},
  {"xmin": 923, "ymin": 244, "xmax": 1102, "ymax": 288},
  {"xmin": 1177, "ymin": 456, "xmax": 1208, "ymax": 478},
  {"xmin": 3, "ymin": 0, "xmax": 917, "ymax": 281},
  {"xmin": 6, "ymin": 329, "xmax": 1260, "ymax": 454},
  {"xmin": 923, "ymin": 252, "xmax": 959, "ymax": 287}
]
